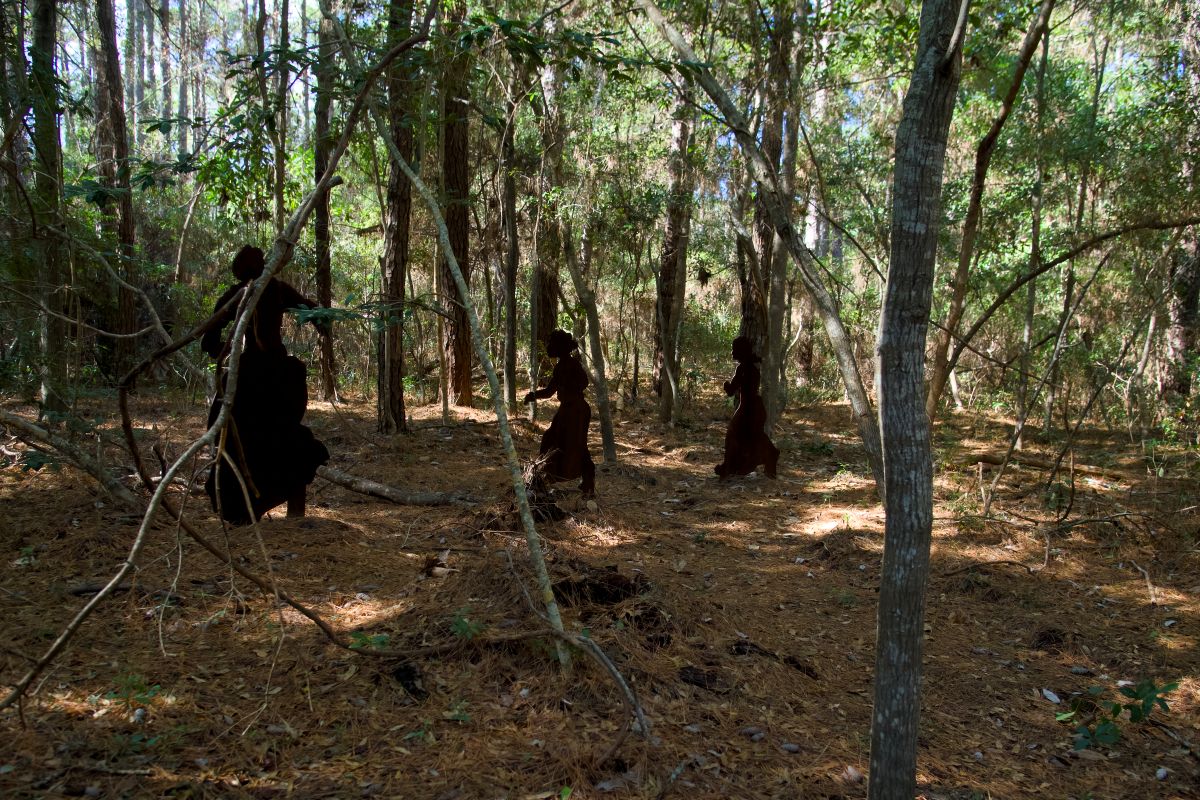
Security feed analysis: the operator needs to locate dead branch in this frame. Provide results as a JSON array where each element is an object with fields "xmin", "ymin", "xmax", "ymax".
[
  {"xmin": 964, "ymin": 451, "xmax": 1130, "ymax": 481},
  {"xmin": 316, "ymin": 465, "xmax": 478, "ymax": 506}
]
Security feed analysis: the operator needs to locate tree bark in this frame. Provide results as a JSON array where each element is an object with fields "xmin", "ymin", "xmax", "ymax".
[
  {"xmin": 274, "ymin": 0, "xmax": 290, "ymax": 232},
  {"xmin": 501, "ymin": 75, "xmax": 521, "ymax": 410},
  {"xmin": 438, "ymin": 1, "xmax": 472, "ymax": 406},
  {"xmin": 30, "ymin": 0, "xmax": 66, "ymax": 412},
  {"xmin": 176, "ymin": 0, "xmax": 187, "ymax": 154},
  {"xmin": 377, "ymin": 0, "xmax": 414, "ymax": 433},
  {"xmin": 314, "ymin": 5, "xmax": 338, "ymax": 399},
  {"xmin": 96, "ymin": 0, "xmax": 138, "ymax": 377},
  {"xmin": 868, "ymin": 0, "xmax": 962, "ymax": 796}
]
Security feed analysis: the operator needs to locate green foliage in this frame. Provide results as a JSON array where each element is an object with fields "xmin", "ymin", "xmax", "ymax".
[
  {"xmin": 1056, "ymin": 678, "xmax": 1179, "ymax": 750},
  {"xmin": 348, "ymin": 631, "xmax": 392, "ymax": 651},
  {"xmin": 105, "ymin": 673, "xmax": 161, "ymax": 711},
  {"xmin": 451, "ymin": 607, "xmax": 484, "ymax": 640}
]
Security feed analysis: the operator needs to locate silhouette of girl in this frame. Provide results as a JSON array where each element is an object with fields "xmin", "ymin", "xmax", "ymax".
[
  {"xmin": 524, "ymin": 329, "xmax": 596, "ymax": 496},
  {"xmin": 202, "ymin": 245, "xmax": 330, "ymax": 523},
  {"xmin": 715, "ymin": 335, "xmax": 779, "ymax": 479}
]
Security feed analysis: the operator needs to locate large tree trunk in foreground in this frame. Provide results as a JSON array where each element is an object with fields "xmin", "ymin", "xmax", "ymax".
[{"xmin": 869, "ymin": 0, "xmax": 962, "ymax": 796}]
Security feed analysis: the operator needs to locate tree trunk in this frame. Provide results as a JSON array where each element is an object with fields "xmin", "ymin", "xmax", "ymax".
[
  {"xmin": 273, "ymin": 0, "xmax": 290, "ymax": 232},
  {"xmin": 96, "ymin": 0, "xmax": 138, "ymax": 377},
  {"xmin": 924, "ymin": 0, "xmax": 1056, "ymax": 420},
  {"xmin": 563, "ymin": 221, "xmax": 617, "ymax": 463},
  {"xmin": 501, "ymin": 77, "xmax": 520, "ymax": 410},
  {"xmin": 869, "ymin": 0, "xmax": 962, "ymax": 796},
  {"xmin": 314, "ymin": 5, "xmax": 337, "ymax": 399},
  {"xmin": 176, "ymin": 0, "xmax": 187, "ymax": 154},
  {"xmin": 30, "ymin": 0, "xmax": 66, "ymax": 412},
  {"xmin": 159, "ymin": 0, "xmax": 171, "ymax": 122},
  {"xmin": 1165, "ymin": 248, "xmax": 1200, "ymax": 401},
  {"xmin": 377, "ymin": 0, "xmax": 414, "ymax": 433},
  {"xmin": 653, "ymin": 87, "xmax": 694, "ymax": 423},
  {"xmin": 438, "ymin": 2, "xmax": 472, "ymax": 406}
]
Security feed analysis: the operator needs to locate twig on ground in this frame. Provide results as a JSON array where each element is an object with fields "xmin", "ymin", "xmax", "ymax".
[{"xmin": 1129, "ymin": 560, "xmax": 1157, "ymax": 606}]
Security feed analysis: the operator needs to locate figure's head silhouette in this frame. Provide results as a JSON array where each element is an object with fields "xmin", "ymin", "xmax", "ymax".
[
  {"xmin": 231, "ymin": 245, "xmax": 266, "ymax": 282},
  {"xmin": 731, "ymin": 335, "xmax": 761, "ymax": 364},
  {"xmin": 546, "ymin": 329, "xmax": 579, "ymax": 359}
]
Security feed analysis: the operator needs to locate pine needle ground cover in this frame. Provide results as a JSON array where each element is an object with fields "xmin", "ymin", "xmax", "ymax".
[{"xmin": 1, "ymin": 395, "xmax": 1197, "ymax": 799}]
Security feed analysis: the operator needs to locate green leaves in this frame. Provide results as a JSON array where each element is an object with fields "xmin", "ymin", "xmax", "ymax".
[{"xmin": 1056, "ymin": 678, "xmax": 1179, "ymax": 751}]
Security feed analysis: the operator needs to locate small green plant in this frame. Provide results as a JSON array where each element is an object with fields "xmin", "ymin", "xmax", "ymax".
[
  {"xmin": 105, "ymin": 674, "xmax": 160, "ymax": 711},
  {"xmin": 12, "ymin": 545, "xmax": 36, "ymax": 568},
  {"xmin": 1056, "ymin": 678, "xmax": 1179, "ymax": 750},
  {"xmin": 559, "ymin": 787, "xmax": 574, "ymax": 800},
  {"xmin": 451, "ymin": 607, "xmax": 484, "ymax": 640},
  {"xmin": 403, "ymin": 720, "xmax": 435, "ymax": 743},
  {"xmin": 348, "ymin": 631, "xmax": 391, "ymax": 650},
  {"xmin": 108, "ymin": 731, "xmax": 160, "ymax": 755},
  {"xmin": 443, "ymin": 701, "xmax": 471, "ymax": 723}
]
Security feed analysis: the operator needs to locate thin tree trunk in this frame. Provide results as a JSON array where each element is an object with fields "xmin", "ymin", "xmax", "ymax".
[
  {"xmin": 274, "ymin": 0, "xmax": 290, "ymax": 232},
  {"xmin": 377, "ymin": 0, "xmax": 413, "ymax": 433},
  {"xmin": 176, "ymin": 0, "xmax": 187, "ymax": 154},
  {"xmin": 314, "ymin": 6, "xmax": 337, "ymax": 399},
  {"xmin": 438, "ymin": 1, "xmax": 471, "ymax": 405},
  {"xmin": 868, "ymin": 0, "xmax": 962, "ymax": 797},
  {"xmin": 96, "ymin": 0, "xmax": 138, "ymax": 376},
  {"xmin": 31, "ymin": 0, "xmax": 66, "ymax": 412},
  {"xmin": 159, "ymin": 0, "xmax": 171, "ymax": 122},
  {"xmin": 563, "ymin": 221, "xmax": 617, "ymax": 463},
  {"xmin": 924, "ymin": 0, "xmax": 1056, "ymax": 420},
  {"xmin": 501, "ymin": 75, "xmax": 520, "ymax": 410}
]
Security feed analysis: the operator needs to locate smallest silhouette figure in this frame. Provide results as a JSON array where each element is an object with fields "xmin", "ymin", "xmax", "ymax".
[
  {"xmin": 524, "ymin": 330, "xmax": 596, "ymax": 497},
  {"xmin": 715, "ymin": 335, "xmax": 779, "ymax": 479}
]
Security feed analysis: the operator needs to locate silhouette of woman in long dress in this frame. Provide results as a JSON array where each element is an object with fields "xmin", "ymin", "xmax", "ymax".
[
  {"xmin": 524, "ymin": 329, "xmax": 596, "ymax": 496},
  {"xmin": 201, "ymin": 245, "xmax": 330, "ymax": 523},
  {"xmin": 715, "ymin": 335, "xmax": 779, "ymax": 479}
]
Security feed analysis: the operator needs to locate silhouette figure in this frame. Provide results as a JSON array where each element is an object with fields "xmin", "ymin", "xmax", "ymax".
[
  {"xmin": 202, "ymin": 245, "xmax": 330, "ymax": 524},
  {"xmin": 524, "ymin": 330, "xmax": 596, "ymax": 496},
  {"xmin": 715, "ymin": 336, "xmax": 779, "ymax": 479}
]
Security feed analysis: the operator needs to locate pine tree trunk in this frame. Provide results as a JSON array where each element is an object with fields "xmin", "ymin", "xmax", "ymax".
[
  {"xmin": 314, "ymin": 6, "xmax": 337, "ymax": 399},
  {"xmin": 438, "ymin": 1, "xmax": 472, "ymax": 406},
  {"xmin": 501, "ymin": 80, "xmax": 520, "ymax": 410},
  {"xmin": 273, "ymin": 0, "xmax": 289, "ymax": 232},
  {"xmin": 96, "ymin": 0, "xmax": 138, "ymax": 377},
  {"xmin": 563, "ymin": 222, "xmax": 617, "ymax": 462},
  {"xmin": 377, "ymin": 0, "xmax": 413, "ymax": 433},
  {"xmin": 31, "ymin": 0, "xmax": 66, "ymax": 412},
  {"xmin": 868, "ymin": 0, "xmax": 962, "ymax": 796},
  {"xmin": 159, "ymin": 0, "xmax": 171, "ymax": 122},
  {"xmin": 176, "ymin": 0, "xmax": 187, "ymax": 154}
]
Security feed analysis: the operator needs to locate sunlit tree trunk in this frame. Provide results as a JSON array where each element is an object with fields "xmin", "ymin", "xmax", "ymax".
[
  {"xmin": 176, "ymin": 0, "xmax": 187, "ymax": 154},
  {"xmin": 159, "ymin": 0, "xmax": 171, "ymax": 122},
  {"xmin": 438, "ymin": 1, "xmax": 471, "ymax": 405},
  {"xmin": 530, "ymin": 19, "xmax": 564, "ymax": 409},
  {"xmin": 96, "ymin": 0, "xmax": 138, "ymax": 376},
  {"xmin": 869, "ymin": 0, "xmax": 961, "ymax": 796},
  {"xmin": 314, "ymin": 4, "xmax": 337, "ymax": 399},
  {"xmin": 273, "ymin": 0, "xmax": 290, "ymax": 232},
  {"xmin": 377, "ymin": 0, "xmax": 413, "ymax": 433}
]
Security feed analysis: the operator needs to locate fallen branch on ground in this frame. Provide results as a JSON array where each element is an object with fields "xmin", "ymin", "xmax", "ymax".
[{"xmin": 317, "ymin": 465, "xmax": 477, "ymax": 506}]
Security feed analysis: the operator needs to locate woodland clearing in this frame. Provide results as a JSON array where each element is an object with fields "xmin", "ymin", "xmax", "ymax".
[{"xmin": 1, "ymin": 392, "xmax": 1197, "ymax": 799}]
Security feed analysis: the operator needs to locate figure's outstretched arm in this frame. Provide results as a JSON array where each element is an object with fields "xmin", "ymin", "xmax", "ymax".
[
  {"xmin": 523, "ymin": 364, "xmax": 561, "ymax": 403},
  {"xmin": 200, "ymin": 285, "xmax": 244, "ymax": 358},
  {"xmin": 279, "ymin": 281, "xmax": 331, "ymax": 335}
]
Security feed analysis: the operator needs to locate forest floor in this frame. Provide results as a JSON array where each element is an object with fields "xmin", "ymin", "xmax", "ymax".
[{"xmin": 1, "ymin": 388, "xmax": 1198, "ymax": 799}]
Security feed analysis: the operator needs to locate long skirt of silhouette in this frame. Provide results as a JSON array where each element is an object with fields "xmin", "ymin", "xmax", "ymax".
[
  {"xmin": 206, "ymin": 350, "xmax": 329, "ymax": 524},
  {"xmin": 717, "ymin": 391, "xmax": 779, "ymax": 479},
  {"xmin": 537, "ymin": 395, "xmax": 595, "ymax": 495}
]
